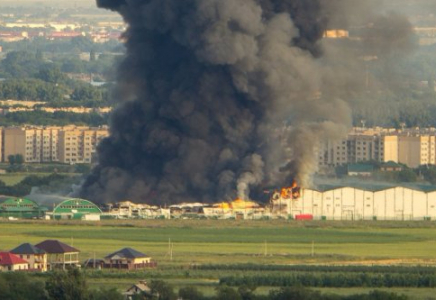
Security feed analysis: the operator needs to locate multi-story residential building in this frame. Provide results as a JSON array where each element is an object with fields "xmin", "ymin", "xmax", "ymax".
[
  {"xmin": 1, "ymin": 125, "xmax": 108, "ymax": 164},
  {"xmin": 318, "ymin": 127, "xmax": 436, "ymax": 169},
  {"xmin": 3, "ymin": 127, "xmax": 61, "ymax": 163},
  {"xmin": 57, "ymin": 126, "xmax": 109, "ymax": 164},
  {"xmin": 396, "ymin": 135, "xmax": 436, "ymax": 168}
]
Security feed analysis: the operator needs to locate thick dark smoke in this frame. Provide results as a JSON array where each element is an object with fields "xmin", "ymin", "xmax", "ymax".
[{"xmin": 80, "ymin": 0, "xmax": 414, "ymax": 205}]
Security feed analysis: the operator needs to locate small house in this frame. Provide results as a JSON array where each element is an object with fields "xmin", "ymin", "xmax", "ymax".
[
  {"xmin": 35, "ymin": 240, "xmax": 80, "ymax": 270},
  {"xmin": 380, "ymin": 161, "xmax": 403, "ymax": 172},
  {"xmin": 124, "ymin": 280, "xmax": 152, "ymax": 300},
  {"xmin": 0, "ymin": 252, "xmax": 29, "ymax": 271},
  {"xmin": 104, "ymin": 247, "xmax": 155, "ymax": 270},
  {"xmin": 347, "ymin": 164, "xmax": 373, "ymax": 176},
  {"xmin": 10, "ymin": 243, "xmax": 47, "ymax": 272}
]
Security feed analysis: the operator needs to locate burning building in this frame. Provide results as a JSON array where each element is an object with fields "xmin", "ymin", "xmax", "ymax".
[{"xmin": 80, "ymin": 0, "xmax": 415, "ymax": 205}]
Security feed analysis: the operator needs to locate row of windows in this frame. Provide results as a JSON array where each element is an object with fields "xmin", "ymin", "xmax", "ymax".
[
  {"xmin": 59, "ymin": 205, "xmax": 97, "ymax": 209},
  {"xmin": 1, "ymin": 204, "xmax": 36, "ymax": 208}
]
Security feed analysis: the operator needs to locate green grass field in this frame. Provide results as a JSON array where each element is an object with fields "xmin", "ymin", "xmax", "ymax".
[
  {"xmin": 0, "ymin": 172, "xmax": 81, "ymax": 186},
  {"xmin": 0, "ymin": 173, "xmax": 28, "ymax": 186},
  {"xmin": 2, "ymin": 219, "xmax": 436, "ymax": 299},
  {"xmin": 2, "ymin": 219, "xmax": 436, "ymax": 265}
]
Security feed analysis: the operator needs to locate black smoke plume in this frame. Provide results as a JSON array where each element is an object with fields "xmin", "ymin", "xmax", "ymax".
[{"xmin": 81, "ymin": 0, "xmax": 414, "ymax": 204}]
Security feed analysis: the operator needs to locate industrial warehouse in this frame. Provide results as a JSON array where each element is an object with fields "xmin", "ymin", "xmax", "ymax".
[
  {"xmin": 275, "ymin": 186, "xmax": 436, "ymax": 221},
  {"xmin": 1, "ymin": 185, "xmax": 436, "ymax": 221}
]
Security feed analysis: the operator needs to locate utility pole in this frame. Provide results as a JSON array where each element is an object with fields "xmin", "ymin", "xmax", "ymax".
[{"xmin": 168, "ymin": 238, "xmax": 173, "ymax": 261}]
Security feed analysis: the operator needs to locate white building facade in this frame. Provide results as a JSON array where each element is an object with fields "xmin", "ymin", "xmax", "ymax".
[{"xmin": 281, "ymin": 187, "xmax": 436, "ymax": 221}]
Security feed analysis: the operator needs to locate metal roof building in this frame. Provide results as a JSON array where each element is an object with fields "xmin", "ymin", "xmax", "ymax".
[
  {"xmin": 52, "ymin": 198, "xmax": 102, "ymax": 220},
  {"xmin": 0, "ymin": 197, "xmax": 46, "ymax": 219},
  {"xmin": 275, "ymin": 186, "xmax": 436, "ymax": 221}
]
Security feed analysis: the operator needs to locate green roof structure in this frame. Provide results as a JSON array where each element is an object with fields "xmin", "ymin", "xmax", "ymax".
[
  {"xmin": 347, "ymin": 164, "xmax": 374, "ymax": 173},
  {"xmin": 52, "ymin": 198, "xmax": 102, "ymax": 220},
  {"xmin": 381, "ymin": 161, "xmax": 402, "ymax": 168},
  {"xmin": 0, "ymin": 197, "xmax": 46, "ymax": 219}
]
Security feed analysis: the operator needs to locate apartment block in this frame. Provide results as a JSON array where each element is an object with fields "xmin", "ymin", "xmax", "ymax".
[
  {"xmin": 3, "ymin": 127, "xmax": 61, "ymax": 163},
  {"xmin": 57, "ymin": 126, "xmax": 109, "ymax": 164},
  {"xmin": 1, "ymin": 126, "xmax": 109, "ymax": 164},
  {"xmin": 318, "ymin": 127, "xmax": 436, "ymax": 169},
  {"xmin": 318, "ymin": 128, "xmax": 385, "ymax": 167},
  {"xmin": 397, "ymin": 135, "xmax": 436, "ymax": 168}
]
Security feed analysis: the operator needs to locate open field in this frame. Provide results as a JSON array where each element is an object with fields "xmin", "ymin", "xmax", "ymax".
[
  {"xmin": 2, "ymin": 219, "xmax": 436, "ymax": 298},
  {"xmin": 0, "ymin": 173, "xmax": 27, "ymax": 186},
  {"xmin": 2, "ymin": 219, "xmax": 436, "ymax": 265},
  {"xmin": 0, "ymin": 172, "xmax": 81, "ymax": 186}
]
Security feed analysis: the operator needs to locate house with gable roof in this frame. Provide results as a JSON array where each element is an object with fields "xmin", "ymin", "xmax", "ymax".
[
  {"xmin": 124, "ymin": 280, "xmax": 152, "ymax": 299},
  {"xmin": 35, "ymin": 240, "xmax": 80, "ymax": 270},
  {"xmin": 10, "ymin": 243, "xmax": 47, "ymax": 272},
  {"xmin": 104, "ymin": 247, "xmax": 156, "ymax": 270},
  {"xmin": 0, "ymin": 252, "xmax": 29, "ymax": 271}
]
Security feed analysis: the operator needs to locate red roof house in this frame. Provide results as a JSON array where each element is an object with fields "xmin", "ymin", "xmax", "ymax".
[{"xmin": 0, "ymin": 252, "xmax": 29, "ymax": 271}]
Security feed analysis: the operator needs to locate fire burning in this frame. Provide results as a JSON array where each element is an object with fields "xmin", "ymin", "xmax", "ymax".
[
  {"xmin": 274, "ymin": 179, "xmax": 301, "ymax": 202},
  {"xmin": 80, "ymin": 0, "xmax": 415, "ymax": 205},
  {"xmin": 283, "ymin": 180, "xmax": 301, "ymax": 200}
]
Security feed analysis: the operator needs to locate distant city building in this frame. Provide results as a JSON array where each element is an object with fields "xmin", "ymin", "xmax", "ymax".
[
  {"xmin": 1, "ymin": 125, "xmax": 109, "ymax": 164},
  {"xmin": 323, "ymin": 29, "xmax": 349, "ymax": 38},
  {"xmin": 3, "ymin": 126, "xmax": 61, "ymax": 163},
  {"xmin": 318, "ymin": 127, "xmax": 436, "ymax": 169},
  {"xmin": 57, "ymin": 126, "xmax": 108, "ymax": 164}
]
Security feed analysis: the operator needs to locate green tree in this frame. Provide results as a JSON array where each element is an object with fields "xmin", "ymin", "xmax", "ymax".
[
  {"xmin": 238, "ymin": 285, "xmax": 257, "ymax": 300},
  {"xmin": 90, "ymin": 49, "xmax": 97, "ymax": 62},
  {"xmin": 36, "ymin": 49, "xmax": 44, "ymax": 61},
  {"xmin": 46, "ymin": 268, "xmax": 88, "ymax": 300},
  {"xmin": 268, "ymin": 287, "xmax": 325, "ymax": 300},
  {"xmin": 0, "ymin": 272, "xmax": 48, "ymax": 300},
  {"xmin": 215, "ymin": 286, "xmax": 242, "ymax": 300},
  {"xmin": 37, "ymin": 64, "xmax": 67, "ymax": 84},
  {"xmin": 148, "ymin": 280, "xmax": 176, "ymax": 300},
  {"xmin": 89, "ymin": 288, "xmax": 124, "ymax": 300},
  {"xmin": 398, "ymin": 168, "xmax": 417, "ymax": 182},
  {"xmin": 75, "ymin": 164, "xmax": 91, "ymax": 174},
  {"xmin": 15, "ymin": 154, "xmax": 24, "ymax": 165},
  {"xmin": 71, "ymin": 85, "xmax": 103, "ymax": 102},
  {"xmin": 178, "ymin": 286, "xmax": 204, "ymax": 300},
  {"xmin": 0, "ymin": 51, "xmax": 42, "ymax": 78},
  {"xmin": 70, "ymin": 36, "xmax": 94, "ymax": 52},
  {"xmin": 345, "ymin": 290, "xmax": 408, "ymax": 300},
  {"xmin": 7, "ymin": 154, "xmax": 16, "ymax": 165},
  {"xmin": 418, "ymin": 165, "xmax": 436, "ymax": 184}
]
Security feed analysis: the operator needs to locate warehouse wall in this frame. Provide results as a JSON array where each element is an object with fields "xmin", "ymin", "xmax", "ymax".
[{"xmin": 285, "ymin": 187, "xmax": 435, "ymax": 221}]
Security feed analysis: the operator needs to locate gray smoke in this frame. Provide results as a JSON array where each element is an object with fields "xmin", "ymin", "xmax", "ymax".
[{"xmin": 80, "ymin": 0, "xmax": 415, "ymax": 204}]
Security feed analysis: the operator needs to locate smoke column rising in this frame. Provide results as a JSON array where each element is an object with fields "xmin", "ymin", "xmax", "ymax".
[{"xmin": 81, "ymin": 0, "xmax": 413, "ymax": 204}]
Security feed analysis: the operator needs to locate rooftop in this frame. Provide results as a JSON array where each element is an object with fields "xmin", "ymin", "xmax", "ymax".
[
  {"xmin": 105, "ymin": 247, "xmax": 148, "ymax": 259},
  {"xmin": 35, "ymin": 240, "xmax": 79, "ymax": 254},
  {"xmin": 347, "ymin": 164, "xmax": 374, "ymax": 173},
  {"xmin": 10, "ymin": 243, "xmax": 46, "ymax": 255},
  {"xmin": 0, "ymin": 252, "xmax": 28, "ymax": 265}
]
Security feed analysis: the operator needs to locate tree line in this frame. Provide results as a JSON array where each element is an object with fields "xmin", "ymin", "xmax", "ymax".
[
  {"xmin": 0, "ymin": 269, "xmax": 410, "ymax": 300},
  {"xmin": 0, "ymin": 174, "xmax": 71, "ymax": 197},
  {"xmin": 194, "ymin": 263, "xmax": 436, "ymax": 275},
  {"xmin": 0, "ymin": 110, "xmax": 108, "ymax": 127},
  {"xmin": 219, "ymin": 272, "xmax": 436, "ymax": 288}
]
